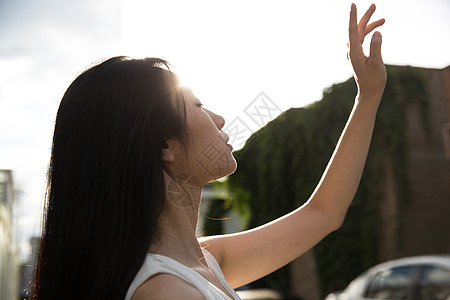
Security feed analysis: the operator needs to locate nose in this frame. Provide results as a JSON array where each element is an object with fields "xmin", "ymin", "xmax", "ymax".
[
  {"xmin": 206, "ymin": 109, "xmax": 225, "ymax": 130},
  {"xmin": 216, "ymin": 115, "xmax": 225, "ymax": 130}
]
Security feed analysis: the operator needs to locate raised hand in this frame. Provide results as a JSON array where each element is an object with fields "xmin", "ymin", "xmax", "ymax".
[{"xmin": 348, "ymin": 3, "xmax": 387, "ymax": 100}]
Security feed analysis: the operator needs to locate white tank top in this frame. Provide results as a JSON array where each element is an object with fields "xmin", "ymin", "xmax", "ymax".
[{"xmin": 125, "ymin": 249, "xmax": 242, "ymax": 300}]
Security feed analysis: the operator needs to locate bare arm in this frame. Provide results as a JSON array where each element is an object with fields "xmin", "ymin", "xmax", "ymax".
[{"xmin": 200, "ymin": 3, "xmax": 387, "ymax": 289}]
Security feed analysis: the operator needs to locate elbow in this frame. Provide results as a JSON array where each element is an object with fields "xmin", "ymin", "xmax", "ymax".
[
  {"xmin": 331, "ymin": 207, "xmax": 350, "ymax": 231},
  {"xmin": 331, "ymin": 214, "xmax": 345, "ymax": 232},
  {"xmin": 321, "ymin": 209, "xmax": 346, "ymax": 233},
  {"xmin": 310, "ymin": 202, "xmax": 347, "ymax": 232}
]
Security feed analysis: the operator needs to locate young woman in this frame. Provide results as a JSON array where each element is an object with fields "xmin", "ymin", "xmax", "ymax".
[{"xmin": 34, "ymin": 4, "xmax": 386, "ymax": 299}]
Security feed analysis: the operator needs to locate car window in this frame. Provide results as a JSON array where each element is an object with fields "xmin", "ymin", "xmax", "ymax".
[
  {"xmin": 365, "ymin": 266, "xmax": 414, "ymax": 299},
  {"xmin": 418, "ymin": 265, "xmax": 450, "ymax": 300}
]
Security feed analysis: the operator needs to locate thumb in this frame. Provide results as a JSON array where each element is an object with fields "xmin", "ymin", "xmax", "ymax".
[{"xmin": 369, "ymin": 31, "xmax": 383, "ymax": 62}]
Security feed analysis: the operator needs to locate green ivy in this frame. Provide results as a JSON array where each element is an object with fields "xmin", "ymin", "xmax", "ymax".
[{"xmin": 222, "ymin": 65, "xmax": 430, "ymax": 296}]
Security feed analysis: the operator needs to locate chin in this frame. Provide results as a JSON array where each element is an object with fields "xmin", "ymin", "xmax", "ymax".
[
  {"xmin": 228, "ymin": 160, "xmax": 238, "ymax": 175},
  {"xmin": 204, "ymin": 161, "xmax": 236, "ymax": 183},
  {"xmin": 216, "ymin": 159, "xmax": 238, "ymax": 180},
  {"xmin": 193, "ymin": 149, "xmax": 237, "ymax": 183}
]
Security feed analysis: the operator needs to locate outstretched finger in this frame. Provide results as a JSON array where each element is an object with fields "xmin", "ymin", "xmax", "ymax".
[
  {"xmin": 365, "ymin": 19, "xmax": 385, "ymax": 37},
  {"xmin": 359, "ymin": 4, "xmax": 376, "ymax": 30},
  {"xmin": 349, "ymin": 4, "xmax": 361, "ymax": 53}
]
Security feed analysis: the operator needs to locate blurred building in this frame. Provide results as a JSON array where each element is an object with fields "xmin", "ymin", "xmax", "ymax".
[
  {"xmin": 379, "ymin": 65, "xmax": 450, "ymax": 259},
  {"xmin": 0, "ymin": 169, "xmax": 19, "ymax": 300}
]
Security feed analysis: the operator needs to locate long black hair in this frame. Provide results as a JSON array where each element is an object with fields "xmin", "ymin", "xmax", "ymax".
[{"xmin": 34, "ymin": 56, "xmax": 188, "ymax": 299}]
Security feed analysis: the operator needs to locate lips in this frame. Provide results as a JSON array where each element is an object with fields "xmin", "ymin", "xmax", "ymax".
[
  {"xmin": 219, "ymin": 131, "xmax": 229, "ymax": 144},
  {"xmin": 221, "ymin": 132, "xmax": 233, "ymax": 151}
]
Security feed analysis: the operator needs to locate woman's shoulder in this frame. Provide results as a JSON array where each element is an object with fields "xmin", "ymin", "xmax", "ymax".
[{"xmin": 131, "ymin": 273, "xmax": 206, "ymax": 300}]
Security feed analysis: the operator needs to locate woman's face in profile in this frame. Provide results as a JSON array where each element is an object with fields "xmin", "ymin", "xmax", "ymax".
[{"xmin": 167, "ymin": 87, "xmax": 237, "ymax": 185}]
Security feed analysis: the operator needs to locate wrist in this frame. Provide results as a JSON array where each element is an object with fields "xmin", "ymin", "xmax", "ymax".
[
  {"xmin": 356, "ymin": 88, "xmax": 383, "ymax": 104},
  {"xmin": 354, "ymin": 93, "xmax": 382, "ymax": 113}
]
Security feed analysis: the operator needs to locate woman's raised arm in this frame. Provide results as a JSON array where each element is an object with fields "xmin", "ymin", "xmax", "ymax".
[{"xmin": 200, "ymin": 3, "xmax": 387, "ymax": 289}]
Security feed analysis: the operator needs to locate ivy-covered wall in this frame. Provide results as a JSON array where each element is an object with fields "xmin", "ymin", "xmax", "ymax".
[{"xmin": 210, "ymin": 65, "xmax": 431, "ymax": 296}]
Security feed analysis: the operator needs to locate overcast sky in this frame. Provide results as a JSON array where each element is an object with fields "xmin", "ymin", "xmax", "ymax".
[{"xmin": 1, "ymin": 0, "xmax": 449, "ymax": 260}]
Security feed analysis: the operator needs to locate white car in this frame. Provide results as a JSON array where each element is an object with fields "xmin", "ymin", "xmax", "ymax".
[{"xmin": 325, "ymin": 255, "xmax": 450, "ymax": 300}]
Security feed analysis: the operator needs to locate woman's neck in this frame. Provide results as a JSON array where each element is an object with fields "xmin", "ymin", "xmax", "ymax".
[{"xmin": 149, "ymin": 172, "xmax": 206, "ymax": 266}]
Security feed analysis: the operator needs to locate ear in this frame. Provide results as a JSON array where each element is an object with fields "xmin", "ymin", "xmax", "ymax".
[{"xmin": 162, "ymin": 139, "xmax": 176, "ymax": 163}]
